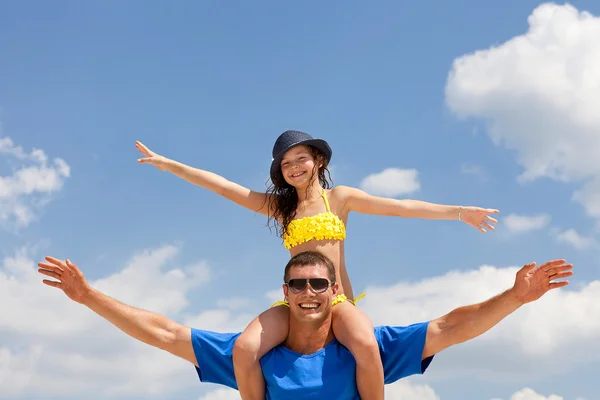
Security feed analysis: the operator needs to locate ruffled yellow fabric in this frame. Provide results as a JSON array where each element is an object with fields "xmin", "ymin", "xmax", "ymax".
[
  {"xmin": 270, "ymin": 292, "xmax": 366, "ymax": 308},
  {"xmin": 282, "ymin": 190, "xmax": 346, "ymax": 250}
]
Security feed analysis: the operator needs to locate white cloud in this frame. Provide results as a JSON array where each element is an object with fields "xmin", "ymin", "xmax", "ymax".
[
  {"xmin": 3, "ymin": 244, "xmax": 593, "ymax": 398},
  {"xmin": 503, "ymin": 213, "xmax": 550, "ymax": 233},
  {"xmin": 385, "ymin": 379, "xmax": 440, "ymax": 400},
  {"xmin": 0, "ymin": 136, "xmax": 70, "ymax": 227},
  {"xmin": 461, "ymin": 163, "xmax": 488, "ymax": 181},
  {"xmin": 265, "ymin": 288, "xmax": 284, "ymax": 304},
  {"xmin": 555, "ymin": 228, "xmax": 597, "ymax": 250},
  {"xmin": 216, "ymin": 297, "xmax": 256, "ymax": 310},
  {"xmin": 199, "ymin": 388, "xmax": 241, "ymax": 400},
  {"xmin": 360, "ymin": 262, "xmax": 600, "ymax": 381},
  {"xmin": 0, "ymin": 345, "xmax": 44, "ymax": 397},
  {"xmin": 197, "ymin": 378, "xmax": 442, "ymax": 400},
  {"xmin": 0, "ymin": 244, "xmax": 251, "ymax": 398},
  {"xmin": 445, "ymin": 3, "xmax": 600, "ymax": 220},
  {"xmin": 195, "ymin": 380, "xmax": 572, "ymax": 400},
  {"xmin": 359, "ymin": 168, "xmax": 420, "ymax": 197},
  {"xmin": 198, "ymin": 383, "xmax": 569, "ymax": 400},
  {"xmin": 492, "ymin": 387, "xmax": 564, "ymax": 400}
]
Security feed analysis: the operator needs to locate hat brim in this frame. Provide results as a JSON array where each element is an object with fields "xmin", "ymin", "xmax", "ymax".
[{"xmin": 270, "ymin": 138, "xmax": 332, "ymax": 182}]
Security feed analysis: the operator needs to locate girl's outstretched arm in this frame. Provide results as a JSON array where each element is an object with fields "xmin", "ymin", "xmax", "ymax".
[
  {"xmin": 337, "ymin": 185, "xmax": 499, "ymax": 233},
  {"xmin": 136, "ymin": 141, "xmax": 271, "ymax": 215}
]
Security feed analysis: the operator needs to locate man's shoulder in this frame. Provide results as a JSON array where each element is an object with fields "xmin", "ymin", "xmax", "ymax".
[
  {"xmin": 374, "ymin": 322, "xmax": 430, "ymax": 347},
  {"xmin": 191, "ymin": 329, "xmax": 242, "ymax": 353},
  {"xmin": 374, "ymin": 322, "xmax": 434, "ymax": 383}
]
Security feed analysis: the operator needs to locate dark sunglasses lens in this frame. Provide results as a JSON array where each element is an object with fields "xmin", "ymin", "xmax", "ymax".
[
  {"xmin": 309, "ymin": 278, "xmax": 329, "ymax": 292},
  {"xmin": 287, "ymin": 278, "xmax": 330, "ymax": 292},
  {"xmin": 288, "ymin": 279, "xmax": 307, "ymax": 292}
]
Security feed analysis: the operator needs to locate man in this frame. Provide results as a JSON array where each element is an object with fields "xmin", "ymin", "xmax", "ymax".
[{"xmin": 37, "ymin": 251, "xmax": 572, "ymax": 399}]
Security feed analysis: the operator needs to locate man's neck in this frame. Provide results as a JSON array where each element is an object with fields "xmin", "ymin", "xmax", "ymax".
[{"xmin": 284, "ymin": 318, "xmax": 334, "ymax": 355}]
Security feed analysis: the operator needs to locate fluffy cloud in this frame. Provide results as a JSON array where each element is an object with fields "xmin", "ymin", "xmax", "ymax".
[
  {"xmin": 492, "ymin": 387, "xmax": 564, "ymax": 400},
  {"xmin": 555, "ymin": 228, "xmax": 597, "ymax": 250},
  {"xmin": 0, "ymin": 136, "xmax": 70, "ymax": 227},
  {"xmin": 460, "ymin": 163, "xmax": 488, "ymax": 181},
  {"xmin": 0, "ymin": 244, "xmax": 249, "ymax": 398},
  {"xmin": 385, "ymin": 379, "xmax": 440, "ymax": 400},
  {"xmin": 503, "ymin": 213, "xmax": 551, "ymax": 233},
  {"xmin": 197, "ymin": 382, "xmax": 568, "ymax": 400},
  {"xmin": 199, "ymin": 388, "xmax": 241, "ymax": 400},
  {"xmin": 360, "ymin": 262, "xmax": 600, "ymax": 381},
  {"xmin": 445, "ymin": 3, "xmax": 600, "ymax": 220},
  {"xmin": 198, "ymin": 379, "xmax": 442, "ymax": 400},
  {"xmin": 4, "ymin": 244, "xmax": 593, "ymax": 399},
  {"xmin": 359, "ymin": 168, "xmax": 420, "ymax": 197}
]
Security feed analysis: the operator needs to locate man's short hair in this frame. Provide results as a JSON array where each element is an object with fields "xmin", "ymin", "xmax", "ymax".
[{"xmin": 283, "ymin": 251, "xmax": 336, "ymax": 284}]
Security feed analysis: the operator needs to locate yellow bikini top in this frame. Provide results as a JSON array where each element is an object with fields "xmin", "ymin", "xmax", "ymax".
[{"xmin": 282, "ymin": 190, "xmax": 347, "ymax": 250}]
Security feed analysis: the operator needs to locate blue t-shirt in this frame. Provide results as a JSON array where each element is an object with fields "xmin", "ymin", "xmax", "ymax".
[{"xmin": 191, "ymin": 322, "xmax": 433, "ymax": 399}]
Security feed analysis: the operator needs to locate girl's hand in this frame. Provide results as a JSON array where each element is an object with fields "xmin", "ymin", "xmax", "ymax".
[
  {"xmin": 136, "ymin": 141, "xmax": 171, "ymax": 171},
  {"xmin": 460, "ymin": 206, "xmax": 499, "ymax": 233}
]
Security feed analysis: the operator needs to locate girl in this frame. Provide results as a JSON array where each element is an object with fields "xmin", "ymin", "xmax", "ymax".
[{"xmin": 135, "ymin": 130, "xmax": 498, "ymax": 400}]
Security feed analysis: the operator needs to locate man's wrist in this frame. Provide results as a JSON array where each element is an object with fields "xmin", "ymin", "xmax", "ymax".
[
  {"xmin": 505, "ymin": 287, "xmax": 526, "ymax": 307},
  {"xmin": 80, "ymin": 286, "xmax": 98, "ymax": 307}
]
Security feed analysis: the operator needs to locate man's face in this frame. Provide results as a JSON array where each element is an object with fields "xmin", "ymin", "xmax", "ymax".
[{"xmin": 283, "ymin": 263, "xmax": 338, "ymax": 324}]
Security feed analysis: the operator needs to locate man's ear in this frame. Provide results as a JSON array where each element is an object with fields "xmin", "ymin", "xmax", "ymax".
[
  {"xmin": 282, "ymin": 284, "xmax": 289, "ymax": 301},
  {"xmin": 331, "ymin": 282, "xmax": 339, "ymax": 296}
]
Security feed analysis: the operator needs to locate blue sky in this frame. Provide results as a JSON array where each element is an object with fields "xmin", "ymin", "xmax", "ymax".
[{"xmin": 2, "ymin": 1, "xmax": 600, "ymax": 400}]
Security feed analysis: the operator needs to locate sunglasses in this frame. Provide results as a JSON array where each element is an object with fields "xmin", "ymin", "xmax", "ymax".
[{"xmin": 286, "ymin": 278, "xmax": 332, "ymax": 293}]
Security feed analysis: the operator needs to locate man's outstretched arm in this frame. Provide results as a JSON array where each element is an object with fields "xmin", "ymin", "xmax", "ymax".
[
  {"xmin": 38, "ymin": 256, "xmax": 197, "ymax": 367},
  {"xmin": 422, "ymin": 259, "xmax": 573, "ymax": 359}
]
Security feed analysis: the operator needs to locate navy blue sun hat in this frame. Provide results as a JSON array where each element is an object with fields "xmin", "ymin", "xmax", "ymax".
[{"xmin": 270, "ymin": 130, "xmax": 332, "ymax": 182}]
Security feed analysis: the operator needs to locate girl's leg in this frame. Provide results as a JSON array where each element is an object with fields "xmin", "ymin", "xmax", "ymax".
[
  {"xmin": 332, "ymin": 301, "xmax": 384, "ymax": 400},
  {"xmin": 232, "ymin": 305, "xmax": 290, "ymax": 400}
]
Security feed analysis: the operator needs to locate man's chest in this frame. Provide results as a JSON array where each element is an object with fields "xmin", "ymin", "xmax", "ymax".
[{"xmin": 261, "ymin": 345, "xmax": 359, "ymax": 400}]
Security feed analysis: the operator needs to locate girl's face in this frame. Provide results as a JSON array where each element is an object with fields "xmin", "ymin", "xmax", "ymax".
[{"xmin": 279, "ymin": 145, "xmax": 321, "ymax": 188}]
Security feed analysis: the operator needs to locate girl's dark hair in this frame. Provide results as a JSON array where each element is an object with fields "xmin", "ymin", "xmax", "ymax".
[{"xmin": 266, "ymin": 145, "xmax": 333, "ymax": 238}]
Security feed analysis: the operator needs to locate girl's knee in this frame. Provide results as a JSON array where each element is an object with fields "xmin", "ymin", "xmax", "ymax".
[
  {"xmin": 233, "ymin": 332, "xmax": 260, "ymax": 362},
  {"xmin": 347, "ymin": 329, "xmax": 380, "ymax": 359}
]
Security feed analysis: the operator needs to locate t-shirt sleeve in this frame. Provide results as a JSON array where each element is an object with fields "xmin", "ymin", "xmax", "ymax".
[
  {"xmin": 376, "ymin": 322, "xmax": 434, "ymax": 384},
  {"xmin": 191, "ymin": 328, "xmax": 241, "ymax": 390}
]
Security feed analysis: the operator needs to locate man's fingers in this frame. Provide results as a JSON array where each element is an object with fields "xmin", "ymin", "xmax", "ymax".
[
  {"xmin": 66, "ymin": 259, "xmax": 79, "ymax": 274},
  {"xmin": 42, "ymin": 279, "xmax": 61, "ymax": 288},
  {"xmin": 38, "ymin": 268, "xmax": 62, "ymax": 280},
  {"xmin": 41, "ymin": 256, "xmax": 76, "ymax": 274},
  {"xmin": 44, "ymin": 256, "xmax": 67, "ymax": 269},
  {"xmin": 38, "ymin": 261, "xmax": 64, "ymax": 274},
  {"xmin": 549, "ymin": 281, "xmax": 569, "ymax": 289},
  {"xmin": 486, "ymin": 209, "xmax": 500, "ymax": 214},
  {"xmin": 546, "ymin": 264, "xmax": 573, "ymax": 275},
  {"xmin": 549, "ymin": 271, "xmax": 573, "ymax": 280},
  {"xmin": 520, "ymin": 262, "xmax": 537, "ymax": 274},
  {"xmin": 540, "ymin": 259, "xmax": 567, "ymax": 270}
]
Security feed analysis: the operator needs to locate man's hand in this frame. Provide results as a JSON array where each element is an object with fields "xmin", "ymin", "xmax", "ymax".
[
  {"xmin": 38, "ymin": 255, "xmax": 198, "ymax": 366},
  {"xmin": 423, "ymin": 258, "xmax": 573, "ymax": 359},
  {"xmin": 136, "ymin": 141, "xmax": 171, "ymax": 170},
  {"xmin": 511, "ymin": 259, "xmax": 573, "ymax": 304},
  {"xmin": 38, "ymin": 257, "xmax": 91, "ymax": 304}
]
